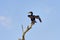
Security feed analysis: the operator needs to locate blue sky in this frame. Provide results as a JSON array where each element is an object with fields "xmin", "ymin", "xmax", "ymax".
[{"xmin": 0, "ymin": 0, "xmax": 60, "ymax": 40}]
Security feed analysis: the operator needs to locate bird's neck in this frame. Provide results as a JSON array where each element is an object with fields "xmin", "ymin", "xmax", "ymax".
[{"xmin": 31, "ymin": 13, "xmax": 33, "ymax": 15}]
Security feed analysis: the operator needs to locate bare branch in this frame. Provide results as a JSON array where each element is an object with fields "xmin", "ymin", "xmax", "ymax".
[
  {"xmin": 22, "ymin": 23, "xmax": 35, "ymax": 40},
  {"xmin": 21, "ymin": 25, "xmax": 24, "ymax": 33}
]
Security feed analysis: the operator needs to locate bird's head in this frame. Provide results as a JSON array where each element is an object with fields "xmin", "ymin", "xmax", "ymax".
[{"xmin": 28, "ymin": 11, "xmax": 33, "ymax": 15}]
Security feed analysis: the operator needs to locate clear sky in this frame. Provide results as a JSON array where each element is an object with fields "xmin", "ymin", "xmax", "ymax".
[{"xmin": 0, "ymin": 0, "xmax": 60, "ymax": 40}]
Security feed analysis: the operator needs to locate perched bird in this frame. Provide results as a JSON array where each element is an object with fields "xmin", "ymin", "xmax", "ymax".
[{"xmin": 28, "ymin": 11, "xmax": 42, "ymax": 24}]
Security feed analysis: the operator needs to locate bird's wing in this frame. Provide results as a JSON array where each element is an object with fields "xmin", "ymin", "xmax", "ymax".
[
  {"xmin": 28, "ymin": 15, "xmax": 33, "ymax": 18},
  {"xmin": 28, "ymin": 15, "xmax": 31, "ymax": 18},
  {"xmin": 34, "ymin": 15, "xmax": 42, "ymax": 22}
]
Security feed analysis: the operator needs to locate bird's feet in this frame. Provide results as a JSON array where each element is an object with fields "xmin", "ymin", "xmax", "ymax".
[{"xmin": 31, "ymin": 21, "xmax": 36, "ymax": 24}]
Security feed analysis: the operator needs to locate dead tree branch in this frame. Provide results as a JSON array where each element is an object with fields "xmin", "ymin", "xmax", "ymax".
[{"xmin": 21, "ymin": 23, "xmax": 35, "ymax": 40}]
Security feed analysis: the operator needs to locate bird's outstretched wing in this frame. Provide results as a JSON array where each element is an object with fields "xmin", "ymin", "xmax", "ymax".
[
  {"xmin": 28, "ymin": 15, "xmax": 33, "ymax": 18},
  {"xmin": 34, "ymin": 15, "xmax": 42, "ymax": 22},
  {"xmin": 28, "ymin": 15, "xmax": 35, "ymax": 19}
]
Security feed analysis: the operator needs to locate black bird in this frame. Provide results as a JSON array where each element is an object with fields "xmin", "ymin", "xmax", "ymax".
[{"xmin": 28, "ymin": 11, "xmax": 42, "ymax": 24}]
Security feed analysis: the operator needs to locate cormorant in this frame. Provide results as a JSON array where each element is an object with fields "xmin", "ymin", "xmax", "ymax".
[{"xmin": 28, "ymin": 11, "xmax": 42, "ymax": 24}]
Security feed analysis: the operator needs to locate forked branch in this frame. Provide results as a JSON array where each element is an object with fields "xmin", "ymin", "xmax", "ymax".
[{"xmin": 21, "ymin": 23, "xmax": 34, "ymax": 40}]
